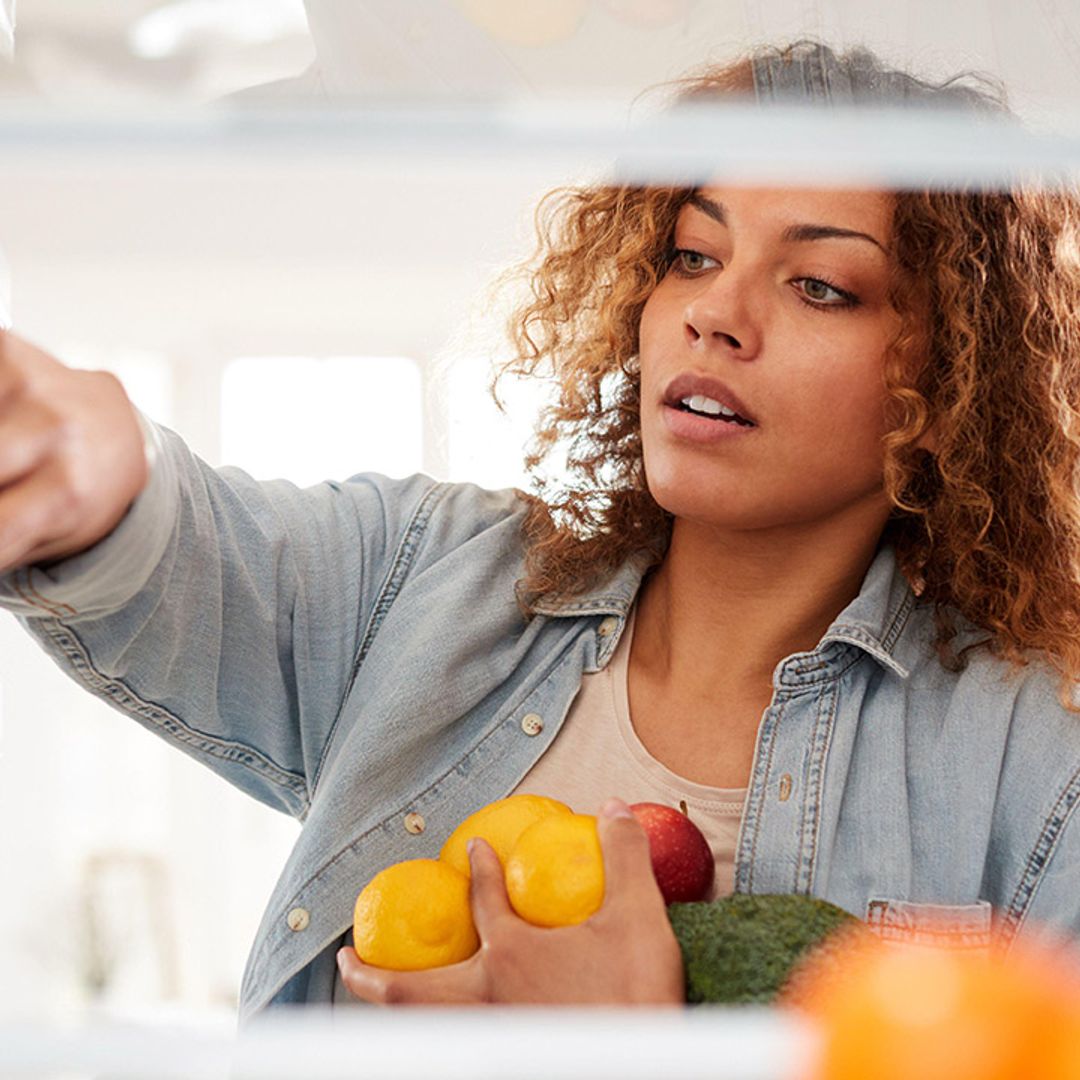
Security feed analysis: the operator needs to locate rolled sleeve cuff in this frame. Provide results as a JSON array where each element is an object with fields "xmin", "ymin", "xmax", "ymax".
[{"xmin": 0, "ymin": 411, "xmax": 178, "ymax": 620}]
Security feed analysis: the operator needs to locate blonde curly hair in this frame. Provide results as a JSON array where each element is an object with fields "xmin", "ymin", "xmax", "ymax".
[{"xmin": 493, "ymin": 41, "xmax": 1080, "ymax": 711}]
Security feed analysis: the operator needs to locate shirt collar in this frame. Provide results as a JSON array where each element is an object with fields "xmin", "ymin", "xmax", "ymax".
[
  {"xmin": 531, "ymin": 539, "xmax": 917, "ymax": 680},
  {"xmin": 817, "ymin": 539, "xmax": 916, "ymax": 679}
]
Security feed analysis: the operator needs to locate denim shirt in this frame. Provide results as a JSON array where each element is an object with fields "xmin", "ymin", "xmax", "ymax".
[{"xmin": 4, "ymin": 419, "xmax": 1080, "ymax": 1023}]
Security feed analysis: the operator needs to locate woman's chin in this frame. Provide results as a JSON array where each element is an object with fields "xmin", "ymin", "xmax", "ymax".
[{"xmin": 646, "ymin": 485, "xmax": 758, "ymax": 531}]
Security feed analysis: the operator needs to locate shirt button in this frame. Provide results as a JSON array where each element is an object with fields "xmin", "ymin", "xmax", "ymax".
[
  {"xmin": 521, "ymin": 713, "xmax": 544, "ymax": 736},
  {"xmin": 286, "ymin": 907, "xmax": 310, "ymax": 932},
  {"xmin": 598, "ymin": 616, "xmax": 619, "ymax": 638},
  {"xmin": 778, "ymin": 774, "xmax": 793, "ymax": 802},
  {"xmin": 404, "ymin": 812, "xmax": 426, "ymax": 834}
]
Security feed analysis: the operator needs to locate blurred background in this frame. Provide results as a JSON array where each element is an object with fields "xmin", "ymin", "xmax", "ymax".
[{"xmin": 0, "ymin": 0, "xmax": 1078, "ymax": 1032}]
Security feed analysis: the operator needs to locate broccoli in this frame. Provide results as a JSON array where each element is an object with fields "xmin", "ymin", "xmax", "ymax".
[{"xmin": 667, "ymin": 893, "xmax": 861, "ymax": 1005}]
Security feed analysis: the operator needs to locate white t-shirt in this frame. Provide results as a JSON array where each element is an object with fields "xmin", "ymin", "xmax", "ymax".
[{"xmin": 509, "ymin": 600, "xmax": 747, "ymax": 899}]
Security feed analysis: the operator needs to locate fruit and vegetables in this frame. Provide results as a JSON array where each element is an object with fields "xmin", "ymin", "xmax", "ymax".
[
  {"xmin": 628, "ymin": 800, "xmax": 716, "ymax": 903},
  {"xmin": 439, "ymin": 794, "xmax": 572, "ymax": 877},
  {"xmin": 349, "ymin": 792, "xmax": 1080, "ymax": 1079},
  {"xmin": 352, "ymin": 793, "xmax": 850, "ymax": 1003},
  {"xmin": 667, "ymin": 892, "xmax": 862, "ymax": 1004},
  {"xmin": 351, "ymin": 858, "xmax": 479, "ymax": 971},
  {"xmin": 503, "ymin": 811, "xmax": 606, "ymax": 927}
]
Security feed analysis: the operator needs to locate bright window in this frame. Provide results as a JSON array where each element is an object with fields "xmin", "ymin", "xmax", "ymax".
[
  {"xmin": 221, "ymin": 355, "xmax": 423, "ymax": 486},
  {"xmin": 445, "ymin": 355, "xmax": 555, "ymax": 492}
]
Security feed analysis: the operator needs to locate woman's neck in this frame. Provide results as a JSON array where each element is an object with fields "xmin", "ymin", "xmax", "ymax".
[{"xmin": 631, "ymin": 507, "xmax": 890, "ymax": 697}]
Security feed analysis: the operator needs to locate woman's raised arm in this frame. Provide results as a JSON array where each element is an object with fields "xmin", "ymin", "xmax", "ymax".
[{"xmin": 0, "ymin": 330, "xmax": 445, "ymax": 819}]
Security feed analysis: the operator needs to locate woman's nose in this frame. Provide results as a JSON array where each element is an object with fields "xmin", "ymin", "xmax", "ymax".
[{"xmin": 682, "ymin": 273, "xmax": 760, "ymax": 357}]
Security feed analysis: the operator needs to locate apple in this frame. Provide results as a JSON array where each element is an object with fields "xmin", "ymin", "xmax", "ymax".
[{"xmin": 629, "ymin": 801, "xmax": 715, "ymax": 904}]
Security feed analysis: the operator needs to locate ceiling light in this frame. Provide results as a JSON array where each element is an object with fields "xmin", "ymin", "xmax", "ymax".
[{"xmin": 129, "ymin": 0, "xmax": 308, "ymax": 60}]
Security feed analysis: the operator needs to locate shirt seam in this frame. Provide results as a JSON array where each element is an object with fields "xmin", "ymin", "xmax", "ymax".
[
  {"xmin": 1001, "ymin": 759, "xmax": 1080, "ymax": 945},
  {"xmin": 13, "ymin": 568, "xmax": 74, "ymax": 619},
  {"xmin": 37, "ymin": 617, "xmax": 309, "ymax": 812},
  {"xmin": 745, "ymin": 697, "xmax": 786, "ymax": 893},
  {"xmin": 777, "ymin": 648, "xmax": 866, "ymax": 692},
  {"xmin": 799, "ymin": 680, "xmax": 839, "ymax": 894},
  {"xmin": 310, "ymin": 479, "xmax": 448, "ymax": 797},
  {"xmin": 23, "ymin": 568, "xmax": 79, "ymax": 618}
]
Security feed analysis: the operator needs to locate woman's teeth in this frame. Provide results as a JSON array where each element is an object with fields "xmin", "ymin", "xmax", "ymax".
[{"xmin": 678, "ymin": 395, "xmax": 752, "ymax": 425}]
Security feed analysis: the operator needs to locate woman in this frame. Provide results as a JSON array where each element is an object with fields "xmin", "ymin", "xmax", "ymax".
[{"xmin": 1, "ymin": 41, "xmax": 1079, "ymax": 1015}]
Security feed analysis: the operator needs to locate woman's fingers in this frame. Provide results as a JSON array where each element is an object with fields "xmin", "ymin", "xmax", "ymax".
[
  {"xmin": 0, "ymin": 332, "xmax": 148, "ymax": 572},
  {"xmin": 336, "ymin": 947, "xmax": 486, "ymax": 1006},
  {"xmin": 595, "ymin": 797, "xmax": 667, "ymax": 919},
  {"xmin": 0, "ymin": 466, "xmax": 81, "ymax": 571},
  {"xmin": 0, "ymin": 397, "xmax": 67, "ymax": 489},
  {"xmin": 0, "ymin": 349, "xmax": 30, "ymax": 412},
  {"xmin": 591, "ymin": 798, "xmax": 686, "ymax": 1004},
  {"xmin": 467, "ymin": 837, "xmax": 516, "ymax": 937}
]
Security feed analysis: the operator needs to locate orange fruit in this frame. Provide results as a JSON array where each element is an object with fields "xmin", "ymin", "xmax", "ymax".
[
  {"xmin": 439, "ymin": 794, "xmax": 573, "ymax": 877},
  {"xmin": 353, "ymin": 858, "xmax": 480, "ymax": 971},
  {"xmin": 791, "ymin": 933, "xmax": 1080, "ymax": 1080},
  {"xmin": 504, "ymin": 812, "xmax": 604, "ymax": 927},
  {"xmin": 1043, "ymin": 1002, "xmax": 1080, "ymax": 1080}
]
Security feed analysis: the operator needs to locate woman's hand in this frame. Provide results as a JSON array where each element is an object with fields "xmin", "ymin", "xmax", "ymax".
[
  {"xmin": 336, "ymin": 797, "xmax": 686, "ymax": 1006},
  {"xmin": 0, "ymin": 330, "xmax": 149, "ymax": 572}
]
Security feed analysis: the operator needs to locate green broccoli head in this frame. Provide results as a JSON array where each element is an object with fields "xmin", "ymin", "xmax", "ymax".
[{"xmin": 667, "ymin": 893, "xmax": 862, "ymax": 1005}]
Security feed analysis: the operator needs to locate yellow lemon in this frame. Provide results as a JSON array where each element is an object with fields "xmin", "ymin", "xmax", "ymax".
[
  {"xmin": 440, "ymin": 794, "xmax": 573, "ymax": 877},
  {"xmin": 504, "ymin": 812, "xmax": 604, "ymax": 927},
  {"xmin": 353, "ymin": 858, "xmax": 479, "ymax": 971}
]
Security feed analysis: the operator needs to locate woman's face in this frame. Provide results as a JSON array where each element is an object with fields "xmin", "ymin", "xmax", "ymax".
[{"xmin": 637, "ymin": 184, "xmax": 910, "ymax": 534}]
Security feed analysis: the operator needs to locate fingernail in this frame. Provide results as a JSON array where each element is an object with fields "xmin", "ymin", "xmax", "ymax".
[
  {"xmin": 601, "ymin": 797, "xmax": 633, "ymax": 819},
  {"xmin": 336, "ymin": 949, "xmax": 347, "ymax": 969},
  {"xmin": 467, "ymin": 838, "xmax": 478, "ymax": 860}
]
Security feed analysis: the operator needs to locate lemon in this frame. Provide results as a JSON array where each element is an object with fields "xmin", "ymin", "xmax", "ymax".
[
  {"xmin": 504, "ymin": 812, "xmax": 605, "ymax": 927},
  {"xmin": 440, "ymin": 794, "xmax": 572, "ymax": 877},
  {"xmin": 353, "ymin": 858, "xmax": 479, "ymax": 971}
]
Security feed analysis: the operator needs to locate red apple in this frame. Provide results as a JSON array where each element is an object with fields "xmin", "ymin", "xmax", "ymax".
[{"xmin": 629, "ymin": 801, "xmax": 715, "ymax": 903}]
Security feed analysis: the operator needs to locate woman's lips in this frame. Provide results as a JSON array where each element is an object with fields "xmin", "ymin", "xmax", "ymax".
[
  {"xmin": 661, "ymin": 402, "xmax": 760, "ymax": 444},
  {"xmin": 662, "ymin": 373, "xmax": 757, "ymax": 425}
]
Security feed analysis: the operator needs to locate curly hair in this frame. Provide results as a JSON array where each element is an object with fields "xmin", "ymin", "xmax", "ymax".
[{"xmin": 492, "ymin": 40, "xmax": 1080, "ymax": 711}]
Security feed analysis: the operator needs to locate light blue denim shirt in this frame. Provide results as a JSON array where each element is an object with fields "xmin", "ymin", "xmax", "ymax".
[{"xmin": 4, "ymin": 419, "xmax": 1080, "ymax": 1022}]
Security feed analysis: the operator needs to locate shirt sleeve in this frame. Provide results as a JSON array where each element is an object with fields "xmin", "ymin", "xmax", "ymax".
[{"xmin": 0, "ymin": 415, "xmax": 445, "ymax": 819}]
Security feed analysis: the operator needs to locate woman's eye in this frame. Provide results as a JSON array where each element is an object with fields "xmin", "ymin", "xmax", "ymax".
[
  {"xmin": 671, "ymin": 248, "xmax": 719, "ymax": 275},
  {"xmin": 795, "ymin": 277, "xmax": 859, "ymax": 309}
]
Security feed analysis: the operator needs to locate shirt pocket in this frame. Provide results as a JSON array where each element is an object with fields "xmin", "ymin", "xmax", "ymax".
[{"xmin": 865, "ymin": 897, "xmax": 995, "ymax": 951}]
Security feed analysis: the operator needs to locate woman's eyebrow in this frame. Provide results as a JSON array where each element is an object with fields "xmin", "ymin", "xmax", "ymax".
[{"xmin": 687, "ymin": 193, "xmax": 888, "ymax": 254}]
